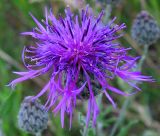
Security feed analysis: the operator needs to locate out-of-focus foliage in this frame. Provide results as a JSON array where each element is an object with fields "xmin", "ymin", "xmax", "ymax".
[{"xmin": 0, "ymin": 0, "xmax": 160, "ymax": 136}]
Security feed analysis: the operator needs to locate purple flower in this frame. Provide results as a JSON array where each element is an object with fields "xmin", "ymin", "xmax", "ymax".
[{"xmin": 9, "ymin": 6, "xmax": 153, "ymax": 128}]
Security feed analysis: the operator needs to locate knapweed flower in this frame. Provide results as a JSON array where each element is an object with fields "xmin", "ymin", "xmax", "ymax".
[
  {"xmin": 18, "ymin": 96, "xmax": 48, "ymax": 134},
  {"xmin": 131, "ymin": 11, "xmax": 160, "ymax": 46},
  {"xmin": 9, "ymin": 6, "xmax": 153, "ymax": 128}
]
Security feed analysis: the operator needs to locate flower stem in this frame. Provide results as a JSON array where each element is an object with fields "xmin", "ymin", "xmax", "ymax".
[
  {"xmin": 35, "ymin": 132, "xmax": 42, "ymax": 136},
  {"xmin": 109, "ymin": 44, "xmax": 150, "ymax": 136},
  {"xmin": 138, "ymin": 44, "xmax": 150, "ymax": 70},
  {"xmin": 96, "ymin": 94, "xmax": 104, "ymax": 136},
  {"xmin": 104, "ymin": 4, "xmax": 112, "ymax": 23},
  {"xmin": 82, "ymin": 125, "xmax": 88, "ymax": 136},
  {"xmin": 140, "ymin": 0, "xmax": 147, "ymax": 10}
]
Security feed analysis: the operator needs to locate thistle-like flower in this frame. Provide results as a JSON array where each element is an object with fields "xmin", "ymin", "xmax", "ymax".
[
  {"xmin": 131, "ymin": 11, "xmax": 160, "ymax": 46},
  {"xmin": 9, "ymin": 6, "xmax": 153, "ymax": 128},
  {"xmin": 18, "ymin": 96, "xmax": 48, "ymax": 134}
]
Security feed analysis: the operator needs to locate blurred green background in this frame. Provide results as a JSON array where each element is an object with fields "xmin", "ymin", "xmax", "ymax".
[{"xmin": 0, "ymin": 0, "xmax": 160, "ymax": 136}]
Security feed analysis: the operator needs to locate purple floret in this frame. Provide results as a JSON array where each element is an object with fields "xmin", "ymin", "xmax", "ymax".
[{"xmin": 9, "ymin": 6, "xmax": 154, "ymax": 128}]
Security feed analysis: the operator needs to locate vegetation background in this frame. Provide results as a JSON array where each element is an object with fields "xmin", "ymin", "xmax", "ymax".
[{"xmin": 0, "ymin": 0, "xmax": 160, "ymax": 136}]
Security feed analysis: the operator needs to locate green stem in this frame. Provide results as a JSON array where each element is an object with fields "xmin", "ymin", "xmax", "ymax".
[
  {"xmin": 109, "ymin": 44, "xmax": 150, "ymax": 136},
  {"xmin": 35, "ymin": 132, "xmax": 42, "ymax": 136},
  {"xmin": 96, "ymin": 94, "xmax": 104, "ymax": 136},
  {"xmin": 138, "ymin": 44, "xmax": 150, "ymax": 70},
  {"xmin": 104, "ymin": 4, "xmax": 112, "ymax": 23},
  {"xmin": 140, "ymin": 0, "xmax": 147, "ymax": 10},
  {"xmin": 82, "ymin": 122, "xmax": 88, "ymax": 136}
]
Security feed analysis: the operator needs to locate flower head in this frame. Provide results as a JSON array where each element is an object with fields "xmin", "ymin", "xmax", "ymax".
[
  {"xmin": 131, "ymin": 11, "xmax": 160, "ymax": 46},
  {"xmin": 10, "ymin": 6, "xmax": 153, "ymax": 128},
  {"xmin": 18, "ymin": 96, "xmax": 48, "ymax": 134}
]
